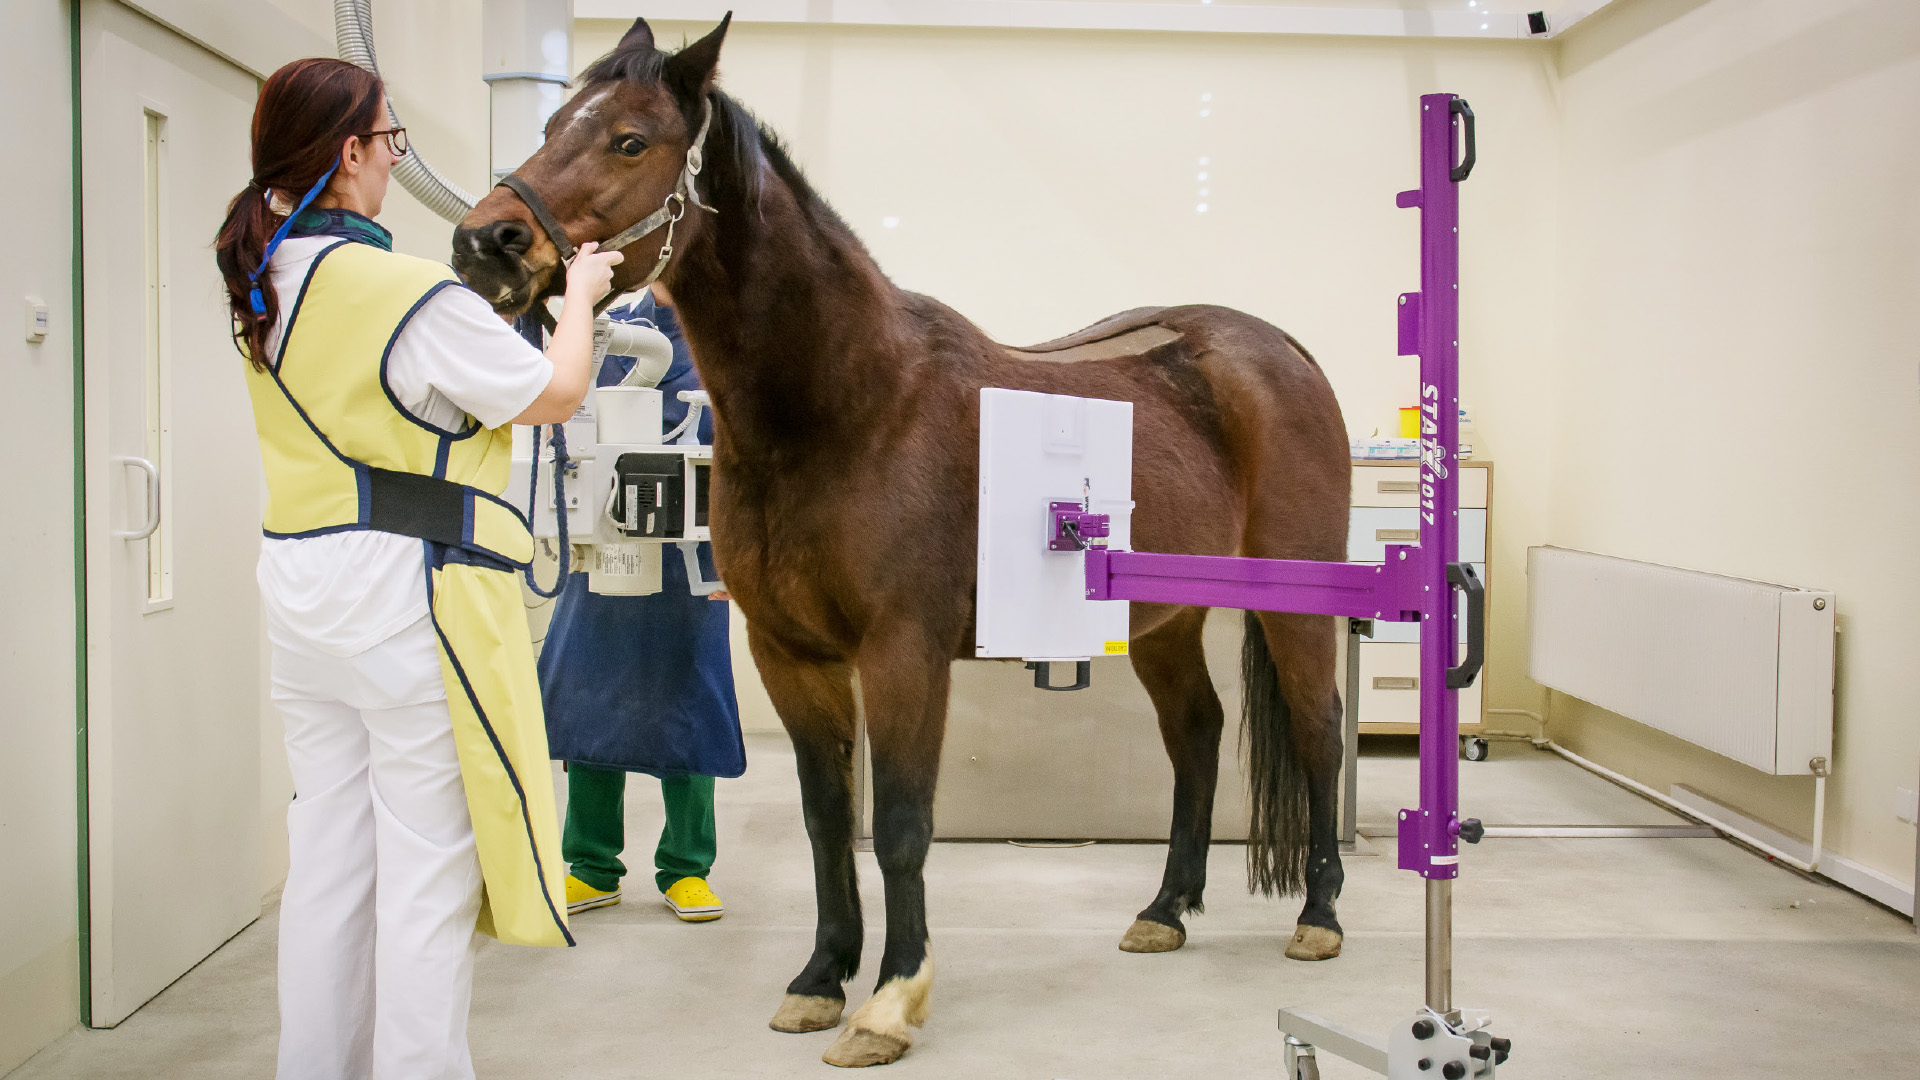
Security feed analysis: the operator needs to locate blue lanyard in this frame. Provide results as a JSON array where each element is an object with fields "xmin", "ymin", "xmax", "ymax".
[{"xmin": 248, "ymin": 159, "xmax": 341, "ymax": 315}]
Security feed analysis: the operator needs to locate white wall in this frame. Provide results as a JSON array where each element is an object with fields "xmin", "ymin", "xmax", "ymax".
[
  {"xmin": 1547, "ymin": 0, "xmax": 1920, "ymax": 893},
  {"xmin": 0, "ymin": 4, "xmax": 81, "ymax": 1072},
  {"xmin": 579, "ymin": 15, "xmax": 1565, "ymax": 728}
]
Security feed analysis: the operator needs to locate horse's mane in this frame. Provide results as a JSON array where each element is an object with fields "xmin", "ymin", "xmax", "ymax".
[{"xmin": 576, "ymin": 38, "xmax": 832, "ymax": 225}]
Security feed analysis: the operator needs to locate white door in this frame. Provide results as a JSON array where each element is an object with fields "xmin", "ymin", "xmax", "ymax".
[{"xmin": 80, "ymin": 0, "xmax": 265, "ymax": 1027}]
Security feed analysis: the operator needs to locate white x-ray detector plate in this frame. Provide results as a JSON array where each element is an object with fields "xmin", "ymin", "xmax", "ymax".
[{"xmin": 976, "ymin": 388, "xmax": 1133, "ymax": 661}]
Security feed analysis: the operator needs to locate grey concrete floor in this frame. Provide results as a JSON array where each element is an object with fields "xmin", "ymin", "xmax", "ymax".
[{"xmin": 12, "ymin": 733, "xmax": 1918, "ymax": 1079}]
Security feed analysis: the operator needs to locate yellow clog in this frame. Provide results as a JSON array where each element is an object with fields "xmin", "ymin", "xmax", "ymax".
[
  {"xmin": 565, "ymin": 875, "xmax": 621, "ymax": 914},
  {"xmin": 663, "ymin": 876, "xmax": 724, "ymax": 922}
]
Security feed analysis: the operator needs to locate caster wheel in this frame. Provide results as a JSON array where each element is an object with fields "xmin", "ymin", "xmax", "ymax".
[{"xmin": 1460, "ymin": 737, "xmax": 1489, "ymax": 762}]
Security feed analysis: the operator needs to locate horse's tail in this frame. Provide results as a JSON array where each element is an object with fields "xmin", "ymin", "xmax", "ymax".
[{"xmin": 1241, "ymin": 610, "xmax": 1310, "ymax": 897}]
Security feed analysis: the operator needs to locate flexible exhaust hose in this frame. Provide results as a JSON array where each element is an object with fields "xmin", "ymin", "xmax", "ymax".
[{"xmin": 334, "ymin": 0, "xmax": 478, "ymax": 223}]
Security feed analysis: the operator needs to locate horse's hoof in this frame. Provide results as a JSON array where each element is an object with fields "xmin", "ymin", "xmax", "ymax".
[
  {"xmin": 822, "ymin": 1025, "xmax": 912, "ymax": 1068},
  {"xmin": 1284, "ymin": 924, "xmax": 1343, "ymax": 961},
  {"xmin": 1118, "ymin": 918, "xmax": 1186, "ymax": 953},
  {"xmin": 822, "ymin": 958, "xmax": 933, "ymax": 1066},
  {"xmin": 770, "ymin": 994, "xmax": 844, "ymax": 1033}
]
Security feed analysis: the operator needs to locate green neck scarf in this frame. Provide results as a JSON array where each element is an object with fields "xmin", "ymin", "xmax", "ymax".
[{"xmin": 286, "ymin": 207, "xmax": 393, "ymax": 251}]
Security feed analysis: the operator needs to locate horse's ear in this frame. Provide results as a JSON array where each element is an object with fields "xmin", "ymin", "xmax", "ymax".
[
  {"xmin": 662, "ymin": 12, "xmax": 731, "ymax": 101},
  {"xmin": 617, "ymin": 17, "xmax": 656, "ymax": 53}
]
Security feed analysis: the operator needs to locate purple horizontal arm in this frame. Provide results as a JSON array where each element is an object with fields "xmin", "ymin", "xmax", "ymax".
[
  {"xmin": 1085, "ymin": 547, "xmax": 1424, "ymax": 623},
  {"xmin": 1064, "ymin": 92, "xmax": 1473, "ymax": 892}
]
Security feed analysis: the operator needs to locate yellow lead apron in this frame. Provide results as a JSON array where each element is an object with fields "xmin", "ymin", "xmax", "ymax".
[{"xmin": 246, "ymin": 239, "xmax": 571, "ymax": 948}]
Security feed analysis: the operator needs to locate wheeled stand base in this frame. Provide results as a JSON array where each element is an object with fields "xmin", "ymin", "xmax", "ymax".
[{"xmin": 1280, "ymin": 1007, "xmax": 1510, "ymax": 1080}]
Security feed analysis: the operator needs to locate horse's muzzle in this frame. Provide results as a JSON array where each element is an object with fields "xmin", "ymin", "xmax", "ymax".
[{"xmin": 450, "ymin": 219, "xmax": 552, "ymax": 316}]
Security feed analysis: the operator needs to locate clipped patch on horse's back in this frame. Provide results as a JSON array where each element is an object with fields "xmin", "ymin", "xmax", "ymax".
[{"xmin": 1002, "ymin": 322, "xmax": 1184, "ymax": 365}]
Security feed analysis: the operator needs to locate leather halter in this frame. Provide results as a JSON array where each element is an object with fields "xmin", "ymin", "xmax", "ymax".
[{"xmin": 495, "ymin": 96, "xmax": 715, "ymax": 322}]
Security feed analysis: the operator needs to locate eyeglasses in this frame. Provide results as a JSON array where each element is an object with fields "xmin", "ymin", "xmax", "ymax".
[{"xmin": 360, "ymin": 127, "xmax": 409, "ymax": 157}]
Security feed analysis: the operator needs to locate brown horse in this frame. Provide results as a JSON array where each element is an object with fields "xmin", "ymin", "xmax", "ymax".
[{"xmin": 454, "ymin": 16, "xmax": 1352, "ymax": 1069}]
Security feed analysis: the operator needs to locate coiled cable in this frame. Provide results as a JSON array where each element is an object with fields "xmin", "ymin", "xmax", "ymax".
[{"xmin": 333, "ymin": 0, "xmax": 478, "ymax": 223}]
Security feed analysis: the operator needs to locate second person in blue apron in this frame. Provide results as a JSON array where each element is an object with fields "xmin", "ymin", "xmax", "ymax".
[{"xmin": 537, "ymin": 284, "xmax": 746, "ymax": 921}]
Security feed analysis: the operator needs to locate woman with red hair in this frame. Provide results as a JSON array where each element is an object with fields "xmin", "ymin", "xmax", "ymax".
[{"xmin": 215, "ymin": 57, "xmax": 619, "ymax": 1079}]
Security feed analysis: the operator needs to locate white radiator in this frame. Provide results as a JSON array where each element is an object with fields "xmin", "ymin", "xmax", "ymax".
[{"xmin": 1527, "ymin": 547, "xmax": 1834, "ymax": 776}]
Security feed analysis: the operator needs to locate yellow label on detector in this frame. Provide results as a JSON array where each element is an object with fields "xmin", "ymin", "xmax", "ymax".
[{"xmin": 1104, "ymin": 641, "xmax": 1129, "ymax": 655}]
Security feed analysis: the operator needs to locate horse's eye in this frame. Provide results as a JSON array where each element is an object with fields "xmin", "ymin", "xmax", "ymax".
[{"xmin": 615, "ymin": 135, "xmax": 646, "ymax": 157}]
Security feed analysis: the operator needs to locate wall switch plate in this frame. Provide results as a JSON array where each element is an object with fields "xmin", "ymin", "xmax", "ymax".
[
  {"xmin": 1896, "ymin": 787, "xmax": 1919, "ymax": 825},
  {"xmin": 25, "ymin": 297, "xmax": 50, "ymax": 343}
]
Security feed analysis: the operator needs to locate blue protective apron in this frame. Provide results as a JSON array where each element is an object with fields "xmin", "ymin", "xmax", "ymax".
[{"xmin": 537, "ymin": 297, "xmax": 747, "ymax": 779}]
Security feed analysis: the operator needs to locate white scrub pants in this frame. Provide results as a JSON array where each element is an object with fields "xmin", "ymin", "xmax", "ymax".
[{"xmin": 271, "ymin": 615, "xmax": 483, "ymax": 1080}]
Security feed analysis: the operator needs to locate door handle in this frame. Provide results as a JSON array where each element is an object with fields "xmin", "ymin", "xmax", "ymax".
[{"xmin": 112, "ymin": 455, "xmax": 160, "ymax": 540}]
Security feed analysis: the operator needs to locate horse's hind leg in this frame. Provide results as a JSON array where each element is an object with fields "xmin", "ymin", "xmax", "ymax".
[
  {"xmin": 1121, "ymin": 606, "xmax": 1224, "ymax": 953},
  {"xmin": 1245, "ymin": 610, "xmax": 1347, "ymax": 961},
  {"xmin": 821, "ymin": 626, "xmax": 950, "ymax": 1069},
  {"xmin": 753, "ymin": 635, "xmax": 864, "ymax": 1035}
]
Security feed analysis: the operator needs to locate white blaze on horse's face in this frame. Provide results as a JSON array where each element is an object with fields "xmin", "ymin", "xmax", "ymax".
[{"xmin": 563, "ymin": 87, "xmax": 614, "ymax": 136}]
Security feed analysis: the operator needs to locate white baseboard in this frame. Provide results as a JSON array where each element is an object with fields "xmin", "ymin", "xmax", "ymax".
[{"xmin": 1671, "ymin": 785, "xmax": 1915, "ymax": 919}]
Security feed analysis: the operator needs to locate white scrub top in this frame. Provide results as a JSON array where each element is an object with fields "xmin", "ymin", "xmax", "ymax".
[{"xmin": 256, "ymin": 235, "xmax": 551, "ymax": 657}]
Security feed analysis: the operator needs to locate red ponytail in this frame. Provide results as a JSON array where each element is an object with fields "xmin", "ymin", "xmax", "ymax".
[{"xmin": 214, "ymin": 57, "xmax": 384, "ymax": 370}]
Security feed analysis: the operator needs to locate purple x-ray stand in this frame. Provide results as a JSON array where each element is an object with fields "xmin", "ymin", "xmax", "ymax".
[{"xmin": 1049, "ymin": 94, "xmax": 1507, "ymax": 1078}]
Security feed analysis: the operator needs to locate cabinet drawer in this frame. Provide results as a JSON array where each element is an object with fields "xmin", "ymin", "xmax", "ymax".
[
  {"xmin": 1352, "ymin": 464, "xmax": 1487, "ymax": 509},
  {"xmin": 1348, "ymin": 508, "xmax": 1485, "ymax": 564},
  {"xmin": 1357, "ymin": 641, "xmax": 1483, "ymax": 728}
]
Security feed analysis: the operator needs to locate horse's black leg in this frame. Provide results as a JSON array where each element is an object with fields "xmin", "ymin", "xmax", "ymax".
[
  {"xmin": 752, "ymin": 637, "xmax": 864, "ymax": 1034},
  {"xmin": 1257, "ymin": 611, "xmax": 1347, "ymax": 961},
  {"xmin": 820, "ymin": 628, "xmax": 950, "ymax": 1069},
  {"xmin": 1122, "ymin": 607, "xmax": 1223, "ymax": 952},
  {"xmin": 778, "ymin": 730, "xmax": 864, "ymax": 1021},
  {"xmin": 1290, "ymin": 704, "xmax": 1346, "ymax": 955}
]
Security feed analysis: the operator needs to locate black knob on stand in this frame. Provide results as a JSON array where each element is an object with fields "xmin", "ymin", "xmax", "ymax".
[
  {"xmin": 1458, "ymin": 818, "xmax": 1485, "ymax": 844},
  {"xmin": 1442, "ymin": 1061, "xmax": 1466, "ymax": 1079}
]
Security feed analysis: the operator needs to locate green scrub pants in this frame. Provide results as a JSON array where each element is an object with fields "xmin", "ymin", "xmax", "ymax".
[{"xmin": 562, "ymin": 763, "xmax": 716, "ymax": 894}]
